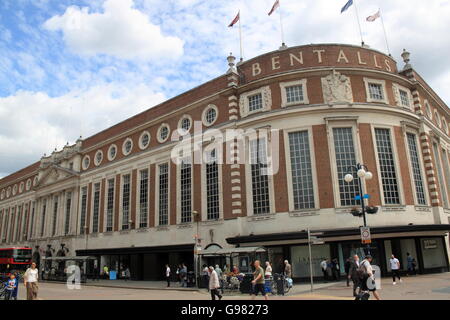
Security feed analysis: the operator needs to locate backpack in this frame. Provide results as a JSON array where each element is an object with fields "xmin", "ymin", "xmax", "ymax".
[{"xmin": 356, "ymin": 260, "xmax": 369, "ymax": 280}]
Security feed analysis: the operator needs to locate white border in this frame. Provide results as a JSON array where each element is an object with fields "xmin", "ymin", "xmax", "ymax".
[
  {"xmin": 202, "ymin": 104, "xmax": 219, "ymax": 127},
  {"xmin": 363, "ymin": 77, "xmax": 388, "ymax": 104},
  {"xmin": 280, "ymin": 79, "xmax": 309, "ymax": 108},
  {"xmin": 108, "ymin": 144, "xmax": 118, "ymax": 161},
  {"xmin": 122, "ymin": 138, "xmax": 134, "ymax": 156},
  {"xmin": 157, "ymin": 123, "xmax": 171, "ymax": 144},
  {"xmin": 139, "ymin": 131, "xmax": 151, "ymax": 150},
  {"xmin": 94, "ymin": 150, "xmax": 104, "ymax": 167}
]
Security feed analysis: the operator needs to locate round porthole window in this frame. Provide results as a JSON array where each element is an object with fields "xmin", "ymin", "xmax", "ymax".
[
  {"xmin": 95, "ymin": 150, "xmax": 103, "ymax": 166},
  {"xmin": 202, "ymin": 105, "xmax": 218, "ymax": 127},
  {"xmin": 157, "ymin": 124, "xmax": 171, "ymax": 143},
  {"xmin": 1, "ymin": 189, "xmax": 5, "ymax": 200},
  {"xmin": 178, "ymin": 115, "xmax": 192, "ymax": 135},
  {"xmin": 139, "ymin": 131, "xmax": 151, "ymax": 150},
  {"xmin": 33, "ymin": 176, "xmax": 39, "ymax": 186},
  {"xmin": 108, "ymin": 144, "xmax": 117, "ymax": 161},
  {"xmin": 12, "ymin": 185, "xmax": 17, "ymax": 196},
  {"xmin": 26, "ymin": 179, "xmax": 32, "ymax": 191},
  {"xmin": 82, "ymin": 155, "xmax": 91, "ymax": 170},
  {"xmin": 7, "ymin": 187, "xmax": 11, "ymax": 198},
  {"xmin": 19, "ymin": 182, "xmax": 24, "ymax": 193},
  {"xmin": 122, "ymin": 138, "xmax": 133, "ymax": 156}
]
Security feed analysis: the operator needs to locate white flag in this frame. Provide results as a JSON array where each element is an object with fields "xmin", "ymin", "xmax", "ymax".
[{"xmin": 366, "ymin": 10, "xmax": 381, "ymax": 22}]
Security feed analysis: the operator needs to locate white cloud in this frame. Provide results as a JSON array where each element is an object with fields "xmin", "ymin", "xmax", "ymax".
[
  {"xmin": 0, "ymin": 83, "xmax": 166, "ymax": 177},
  {"xmin": 43, "ymin": 0, "xmax": 184, "ymax": 60}
]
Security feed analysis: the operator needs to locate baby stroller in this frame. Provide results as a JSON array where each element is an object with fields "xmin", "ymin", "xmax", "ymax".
[{"xmin": 0, "ymin": 282, "xmax": 7, "ymax": 300}]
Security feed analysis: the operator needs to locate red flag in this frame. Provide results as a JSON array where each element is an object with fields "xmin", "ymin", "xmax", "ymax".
[
  {"xmin": 268, "ymin": 0, "xmax": 280, "ymax": 16},
  {"xmin": 228, "ymin": 11, "xmax": 240, "ymax": 27}
]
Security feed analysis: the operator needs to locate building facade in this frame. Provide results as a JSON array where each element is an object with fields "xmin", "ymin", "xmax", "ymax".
[{"xmin": 1, "ymin": 44, "xmax": 449, "ymax": 280}]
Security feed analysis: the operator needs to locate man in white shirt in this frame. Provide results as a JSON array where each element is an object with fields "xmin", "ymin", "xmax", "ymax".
[
  {"xmin": 359, "ymin": 255, "xmax": 381, "ymax": 300},
  {"xmin": 390, "ymin": 254, "xmax": 402, "ymax": 285},
  {"xmin": 165, "ymin": 264, "xmax": 171, "ymax": 287},
  {"xmin": 208, "ymin": 266, "xmax": 222, "ymax": 300},
  {"xmin": 320, "ymin": 259, "xmax": 328, "ymax": 282}
]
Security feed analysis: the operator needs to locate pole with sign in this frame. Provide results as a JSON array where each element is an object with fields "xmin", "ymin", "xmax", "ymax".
[
  {"xmin": 360, "ymin": 226, "xmax": 371, "ymax": 244},
  {"xmin": 307, "ymin": 229, "xmax": 325, "ymax": 292}
]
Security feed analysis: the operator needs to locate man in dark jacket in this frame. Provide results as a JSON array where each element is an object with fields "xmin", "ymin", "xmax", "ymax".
[
  {"xmin": 348, "ymin": 254, "xmax": 361, "ymax": 297},
  {"xmin": 344, "ymin": 258, "xmax": 352, "ymax": 287}
]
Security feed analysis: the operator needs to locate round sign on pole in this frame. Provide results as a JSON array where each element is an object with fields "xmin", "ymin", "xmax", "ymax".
[{"xmin": 360, "ymin": 227, "xmax": 371, "ymax": 244}]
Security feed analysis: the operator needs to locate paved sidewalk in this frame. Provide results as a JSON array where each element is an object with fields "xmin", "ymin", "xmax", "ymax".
[{"xmin": 81, "ymin": 279, "xmax": 202, "ymax": 292}]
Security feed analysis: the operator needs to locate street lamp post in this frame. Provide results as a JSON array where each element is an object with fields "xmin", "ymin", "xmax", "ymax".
[
  {"xmin": 192, "ymin": 211, "xmax": 200, "ymax": 288},
  {"xmin": 344, "ymin": 164, "xmax": 377, "ymax": 254}
]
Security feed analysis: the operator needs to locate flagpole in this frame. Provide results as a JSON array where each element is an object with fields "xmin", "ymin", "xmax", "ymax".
[
  {"xmin": 238, "ymin": 10, "xmax": 243, "ymax": 61},
  {"xmin": 379, "ymin": 8, "xmax": 391, "ymax": 56},
  {"xmin": 279, "ymin": 0, "xmax": 286, "ymax": 48},
  {"xmin": 353, "ymin": 0, "xmax": 365, "ymax": 46}
]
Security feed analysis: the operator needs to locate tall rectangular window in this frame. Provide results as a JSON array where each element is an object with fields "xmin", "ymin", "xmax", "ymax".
[
  {"xmin": 15, "ymin": 205, "xmax": 22, "ymax": 242},
  {"xmin": 333, "ymin": 128, "xmax": 360, "ymax": 206},
  {"xmin": 375, "ymin": 128, "xmax": 400, "ymax": 204},
  {"xmin": 399, "ymin": 90, "xmax": 410, "ymax": 108},
  {"xmin": 433, "ymin": 143, "xmax": 449, "ymax": 208},
  {"xmin": 2, "ymin": 209, "xmax": 9, "ymax": 242},
  {"xmin": 92, "ymin": 183, "xmax": 101, "ymax": 233},
  {"xmin": 406, "ymin": 133, "xmax": 426, "ymax": 205},
  {"xmin": 80, "ymin": 187, "xmax": 87, "ymax": 235},
  {"xmin": 64, "ymin": 192, "xmax": 72, "ymax": 235},
  {"xmin": 286, "ymin": 85, "xmax": 304, "ymax": 104},
  {"xmin": 139, "ymin": 170, "xmax": 149, "ymax": 228},
  {"xmin": 9, "ymin": 208, "xmax": 15, "ymax": 243},
  {"xmin": 40, "ymin": 201, "xmax": 46, "ymax": 237},
  {"xmin": 22, "ymin": 205, "xmax": 28, "ymax": 241},
  {"xmin": 206, "ymin": 150, "xmax": 220, "ymax": 221},
  {"xmin": 180, "ymin": 159, "xmax": 192, "ymax": 224},
  {"xmin": 248, "ymin": 93, "xmax": 263, "ymax": 112},
  {"xmin": 159, "ymin": 163, "xmax": 169, "ymax": 226},
  {"xmin": 52, "ymin": 196, "xmax": 58, "ymax": 236},
  {"xmin": 106, "ymin": 179, "xmax": 115, "ymax": 232},
  {"xmin": 250, "ymin": 138, "xmax": 270, "ymax": 215},
  {"xmin": 442, "ymin": 149, "xmax": 450, "ymax": 207},
  {"xmin": 29, "ymin": 203, "xmax": 35, "ymax": 239},
  {"xmin": 122, "ymin": 175, "xmax": 131, "ymax": 230},
  {"xmin": 289, "ymin": 131, "xmax": 315, "ymax": 210}
]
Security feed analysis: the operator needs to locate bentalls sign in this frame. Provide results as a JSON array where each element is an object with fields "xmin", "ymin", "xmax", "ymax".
[{"xmin": 238, "ymin": 44, "xmax": 398, "ymax": 80}]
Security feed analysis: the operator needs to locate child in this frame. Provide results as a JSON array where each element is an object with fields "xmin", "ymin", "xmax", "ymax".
[
  {"xmin": 11, "ymin": 272, "xmax": 20, "ymax": 300},
  {"xmin": 5, "ymin": 274, "xmax": 17, "ymax": 300}
]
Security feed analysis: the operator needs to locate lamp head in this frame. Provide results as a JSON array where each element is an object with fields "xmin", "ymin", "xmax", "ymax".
[
  {"xmin": 344, "ymin": 174, "xmax": 354, "ymax": 183},
  {"xmin": 357, "ymin": 169, "xmax": 366, "ymax": 178}
]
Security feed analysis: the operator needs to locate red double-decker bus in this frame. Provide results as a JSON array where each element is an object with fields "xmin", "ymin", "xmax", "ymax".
[{"xmin": 0, "ymin": 247, "xmax": 33, "ymax": 280}]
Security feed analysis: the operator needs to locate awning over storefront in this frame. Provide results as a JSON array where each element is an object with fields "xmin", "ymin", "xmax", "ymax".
[
  {"xmin": 226, "ymin": 224, "xmax": 450, "ymax": 245},
  {"xmin": 198, "ymin": 246, "xmax": 266, "ymax": 257},
  {"xmin": 76, "ymin": 244, "xmax": 194, "ymax": 256}
]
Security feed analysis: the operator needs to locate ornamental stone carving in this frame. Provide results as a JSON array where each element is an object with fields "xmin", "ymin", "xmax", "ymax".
[{"xmin": 321, "ymin": 70, "xmax": 353, "ymax": 104}]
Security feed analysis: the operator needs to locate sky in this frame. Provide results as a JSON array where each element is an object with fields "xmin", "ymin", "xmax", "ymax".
[{"xmin": 0, "ymin": 0, "xmax": 449, "ymax": 179}]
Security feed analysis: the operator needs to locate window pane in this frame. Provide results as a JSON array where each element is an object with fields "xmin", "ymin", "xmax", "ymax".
[
  {"xmin": 250, "ymin": 138, "xmax": 270, "ymax": 214},
  {"xmin": 92, "ymin": 183, "xmax": 101, "ymax": 233},
  {"xmin": 122, "ymin": 175, "xmax": 131, "ymax": 230},
  {"xmin": 369, "ymin": 83, "xmax": 384, "ymax": 100},
  {"xmin": 159, "ymin": 163, "xmax": 169, "ymax": 225},
  {"xmin": 433, "ymin": 143, "xmax": 449, "ymax": 208},
  {"xmin": 375, "ymin": 128, "xmax": 400, "ymax": 204},
  {"xmin": 206, "ymin": 150, "xmax": 220, "ymax": 220},
  {"xmin": 139, "ymin": 170, "xmax": 149, "ymax": 228},
  {"xmin": 289, "ymin": 131, "xmax": 315, "ymax": 209},
  {"xmin": 286, "ymin": 85, "xmax": 304, "ymax": 104},
  {"xmin": 64, "ymin": 192, "xmax": 72, "ymax": 235},
  {"xmin": 333, "ymin": 128, "xmax": 360, "ymax": 206},
  {"xmin": 180, "ymin": 159, "xmax": 192, "ymax": 223},
  {"xmin": 406, "ymin": 133, "xmax": 426, "ymax": 205},
  {"xmin": 106, "ymin": 179, "xmax": 115, "ymax": 232},
  {"xmin": 248, "ymin": 93, "xmax": 263, "ymax": 112},
  {"xmin": 80, "ymin": 187, "xmax": 87, "ymax": 235}
]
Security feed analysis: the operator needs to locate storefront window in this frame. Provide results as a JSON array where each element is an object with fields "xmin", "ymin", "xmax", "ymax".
[
  {"xmin": 291, "ymin": 244, "xmax": 330, "ymax": 278},
  {"xmin": 421, "ymin": 238, "xmax": 447, "ymax": 269}
]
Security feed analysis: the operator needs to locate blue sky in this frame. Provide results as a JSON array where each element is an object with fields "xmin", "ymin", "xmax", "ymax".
[{"xmin": 1, "ymin": 0, "xmax": 449, "ymax": 178}]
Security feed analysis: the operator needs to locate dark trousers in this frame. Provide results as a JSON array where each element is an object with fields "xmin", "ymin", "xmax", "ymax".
[
  {"xmin": 210, "ymin": 288, "xmax": 222, "ymax": 300},
  {"xmin": 392, "ymin": 270, "xmax": 401, "ymax": 282},
  {"xmin": 352, "ymin": 278, "xmax": 360, "ymax": 297},
  {"xmin": 322, "ymin": 270, "xmax": 328, "ymax": 281},
  {"xmin": 166, "ymin": 276, "xmax": 171, "ymax": 287},
  {"xmin": 346, "ymin": 273, "xmax": 350, "ymax": 286}
]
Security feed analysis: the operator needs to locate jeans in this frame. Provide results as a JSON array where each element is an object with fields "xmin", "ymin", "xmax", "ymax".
[
  {"xmin": 166, "ymin": 276, "xmax": 171, "ymax": 287},
  {"xmin": 392, "ymin": 270, "xmax": 401, "ymax": 282}
]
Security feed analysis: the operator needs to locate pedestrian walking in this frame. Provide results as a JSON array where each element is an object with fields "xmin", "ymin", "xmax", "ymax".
[
  {"xmin": 390, "ymin": 254, "xmax": 402, "ymax": 285},
  {"xmin": 11, "ymin": 271, "xmax": 20, "ymax": 300},
  {"xmin": 331, "ymin": 258, "xmax": 340, "ymax": 281},
  {"xmin": 24, "ymin": 262, "xmax": 39, "ymax": 300},
  {"xmin": 165, "ymin": 264, "xmax": 171, "ymax": 287},
  {"xmin": 4, "ymin": 274, "xmax": 17, "ymax": 300},
  {"xmin": 202, "ymin": 264, "xmax": 210, "ymax": 290},
  {"xmin": 320, "ymin": 258, "xmax": 328, "ymax": 282},
  {"xmin": 358, "ymin": 255, "xmax": 381, "ymax": 300},
  {"xmin": 406, "ymin": 253, "xmax": 417, "ymax": 276},
  {"xmin": 251, "ymin": 260, "xmax": 268, "ymax": 300},
  {"xmin": 344, "ymin": 258, "xmax": 352, "ymax": 287},
  {"xmin": 284, "ymin": 260, "xmax": 292, "ymax": 278},
  {"xmin": 349, "ymin": 255, "xmax": 361, "ymax": 297},
  {"xmin": 180, "ymin": 263, "xmax": 188, "ymax": 287},
  {"xmin": 123, "ymin": 267, "xmax": 131, "ymax": 281},
  {"xmin": 208, "ymin": 266, "xmax": 222, "ymax": 300},
  {"xmin": 103, "ymin": 265, "xmax": 109, "ymax": 279},
  {"xmin": 265, "ymin": 262, "xmax": 272, "ymax": 279}
]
